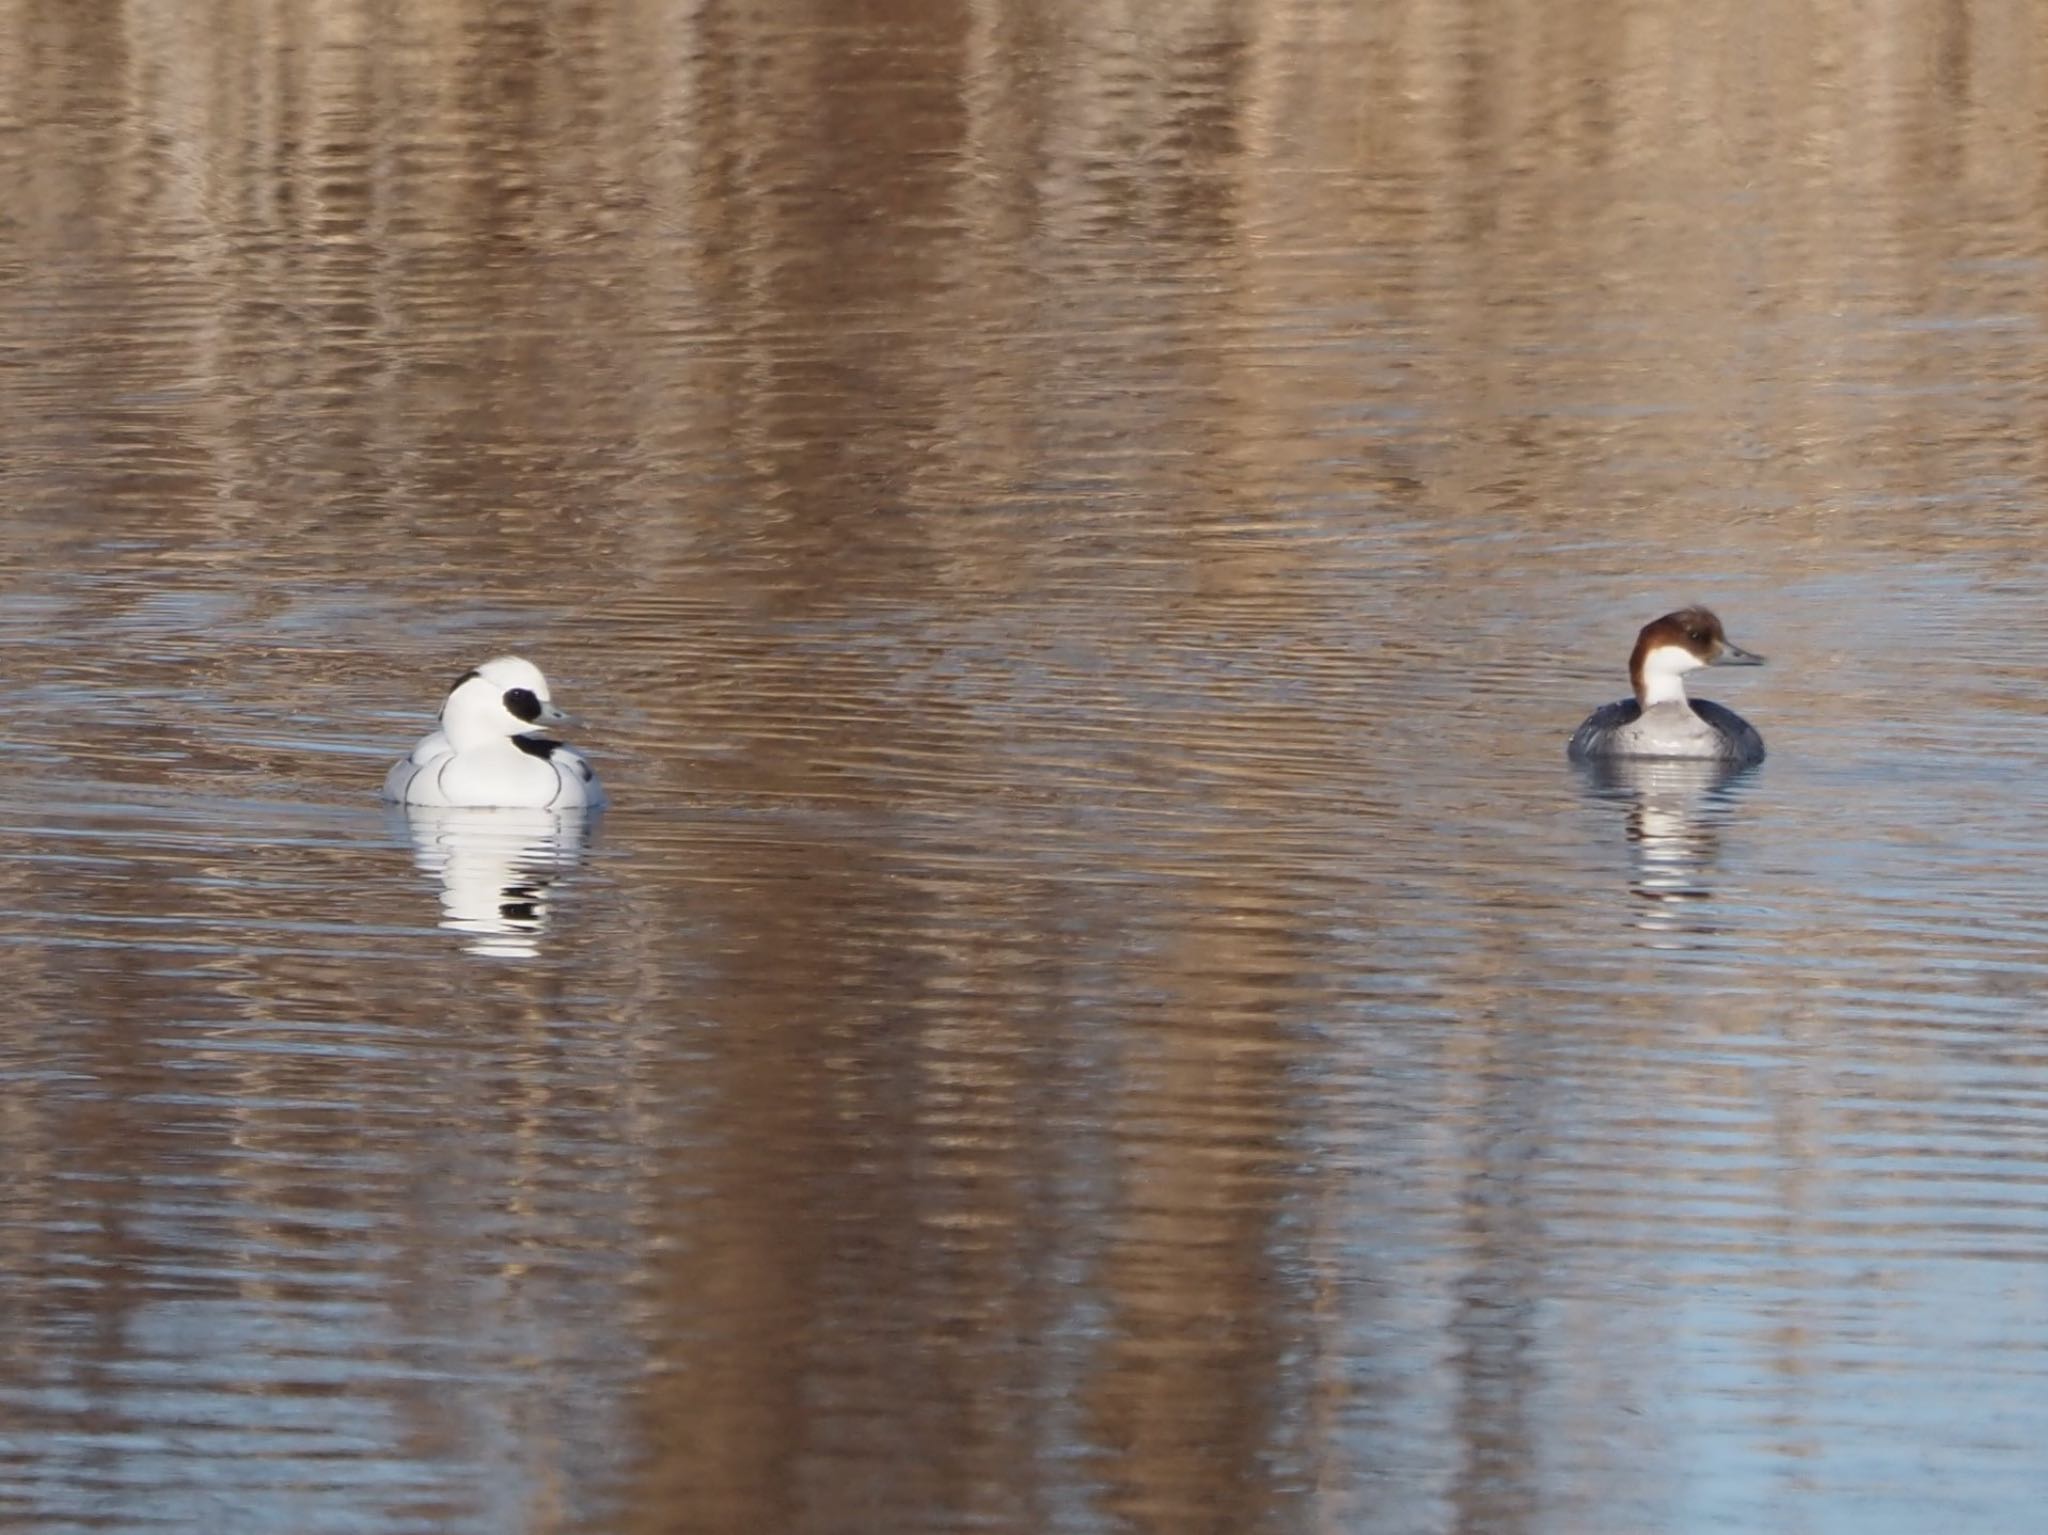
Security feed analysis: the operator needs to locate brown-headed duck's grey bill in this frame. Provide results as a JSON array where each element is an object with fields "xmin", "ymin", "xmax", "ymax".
[{"xmin": 1713, "ymin": 642, "xmax": 1765, "ymax": 666}]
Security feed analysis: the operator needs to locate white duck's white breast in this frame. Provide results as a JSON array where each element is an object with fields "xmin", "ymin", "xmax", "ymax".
[{"xmin": 383, "ymin": 734, "xmax": 605, "ymax": 809}]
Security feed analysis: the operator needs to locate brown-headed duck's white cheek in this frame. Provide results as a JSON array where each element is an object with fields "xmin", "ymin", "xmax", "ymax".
[{"xmin": 1637, "ymin": 643, "xmax": 1707, "ymax": 706}]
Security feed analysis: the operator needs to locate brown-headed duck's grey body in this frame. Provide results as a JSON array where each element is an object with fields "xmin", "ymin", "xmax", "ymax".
[{"xmin": 1568, "ymin": 607, "xmax": 1766, "ymax": 765}]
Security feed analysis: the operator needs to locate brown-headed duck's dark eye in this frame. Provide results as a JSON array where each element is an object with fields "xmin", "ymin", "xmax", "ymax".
[{"xmin": 503, "ymin": 687, "xmax": 543, "ymax": 723}]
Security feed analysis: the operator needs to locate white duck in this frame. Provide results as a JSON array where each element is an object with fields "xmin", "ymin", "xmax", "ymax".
[{"xmin": 382, "ymin": 656, "xmax": 606, "ymax": 809}]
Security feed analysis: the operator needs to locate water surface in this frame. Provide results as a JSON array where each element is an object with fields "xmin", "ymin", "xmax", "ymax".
[{"xmin": 4, "ymin": 2, "xmax": 2048, "ymax": 1532}]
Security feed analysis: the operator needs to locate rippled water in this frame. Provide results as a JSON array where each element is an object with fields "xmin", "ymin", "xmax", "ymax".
[{"xmin": 5, "ymin": 1, "xmax": 2048, "ymax": 1531}]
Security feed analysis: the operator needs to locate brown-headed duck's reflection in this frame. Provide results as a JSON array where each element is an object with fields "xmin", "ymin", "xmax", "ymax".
[{"xmin": 1575, "ymin": 756, "xmax": 1762, "ymax": 943}]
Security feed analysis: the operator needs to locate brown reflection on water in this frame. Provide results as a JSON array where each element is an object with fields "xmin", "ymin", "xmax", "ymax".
[
  {"xmin": 1084, "ymin": 905, "xmax": 1315, "ymax": 1535},
  {"xmin": 8, "ymin": 0, "xmax": 2048, "ymax": 593},
  {"xmin": 613, "ymin": 805, "xmax": 1333, "ymax": 1533}
]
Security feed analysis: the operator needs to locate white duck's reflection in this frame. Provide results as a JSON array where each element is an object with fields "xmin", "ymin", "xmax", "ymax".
[
  {"xmin": 1575, "ymin": 756, "xmax": 1760, "ymax": 943},
  {"xmin": 397, "ymin": 804, "xmax": 597, "ymax": 959}
]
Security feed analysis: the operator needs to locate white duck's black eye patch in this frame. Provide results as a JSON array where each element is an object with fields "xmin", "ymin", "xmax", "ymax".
[{"xmin": 503, "ymin": 687, "xmax": 543, "ymax": 723}]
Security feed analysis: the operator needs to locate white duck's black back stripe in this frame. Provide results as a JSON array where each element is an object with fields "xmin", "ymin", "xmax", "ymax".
[{"xmin": 452, "ymin": 668, "xmax": 481, "ymax": 691}]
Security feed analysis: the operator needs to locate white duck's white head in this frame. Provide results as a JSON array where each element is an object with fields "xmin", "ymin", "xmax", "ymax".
[{"xmin": 439, "ymin": 656, "xmax": 569, "ymax": 750}]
